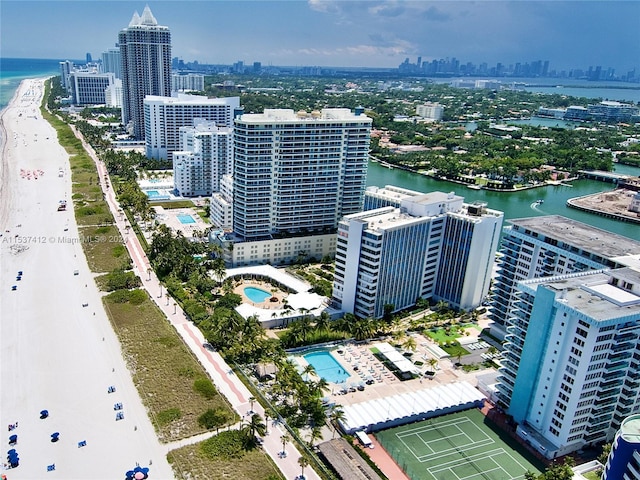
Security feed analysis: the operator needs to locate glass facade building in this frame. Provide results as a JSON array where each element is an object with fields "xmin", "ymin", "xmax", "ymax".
[{"xmin": 119, "ymin": 6, "xmax": 172, "ymax": 139}]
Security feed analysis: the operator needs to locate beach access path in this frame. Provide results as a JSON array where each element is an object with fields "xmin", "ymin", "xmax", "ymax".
[
  {"xmin": 71, "ymin": 96, "xmax": 321, "ymax": 479},
  {"xmin": 0, "ymin": 79, "xmax": 174, "ymax": 479}
]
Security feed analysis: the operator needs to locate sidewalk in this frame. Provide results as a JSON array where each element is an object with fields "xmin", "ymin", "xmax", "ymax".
[{"xmin": 76, "ymin": 127, "xmax": 319, "ymax": 480}]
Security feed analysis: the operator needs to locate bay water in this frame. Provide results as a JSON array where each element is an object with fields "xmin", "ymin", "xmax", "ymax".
[{"xmin": 2, "ymin": 58, "xmax": 638, "ymax": 240}]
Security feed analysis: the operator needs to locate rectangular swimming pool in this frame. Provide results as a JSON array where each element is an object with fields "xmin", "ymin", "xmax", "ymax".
[
  {"xmin": 177, "ymin": 214, "xmax": 196, "ymax": 224},
  {"xmin": 303, "ymin": 350, "xmax": 350, "ymax": 384}
]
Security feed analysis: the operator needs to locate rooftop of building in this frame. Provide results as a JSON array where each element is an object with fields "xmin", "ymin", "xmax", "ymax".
[
  {"xmin": 508, "ymin": 215, "xmax": 640, "ymax": 259},
  {"xmin": 527, "ymin": 268, "xmax": 640, "ymax": 321},
  {"xmin": 237, "ymin": 108, "xmax": 371, "ymax": 123},
  {"xmin": 620, "ymin": 414, "xmax": 640, "ymax": 444},
  {"xmin": 144, "ymin": 94, "xmax": 240, "ymax": 106}
]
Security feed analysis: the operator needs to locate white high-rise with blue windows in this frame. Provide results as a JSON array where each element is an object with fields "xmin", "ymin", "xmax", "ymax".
[
  {"xmin": 144, "ymin": 94, "xmax": 239, "ymax": 162},
  {"xmin": 498, "ymin": 268, "xmax": 640, "ymax": 460},
  {"xmin": 490, "ymin": 215, "xmax": 640, "ymax": 338},
  {"xmin": 333, "ymin": 187, "xmax": 503, "ymax": 319}
]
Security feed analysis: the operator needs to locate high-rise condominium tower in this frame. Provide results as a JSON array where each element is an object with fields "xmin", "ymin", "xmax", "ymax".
[
  {"xmin": 119, "ymin": 6, "xmax": 171, "ymax": 139},
  {"xmin": 490, "ymin": 215, "xmax": 640, "ymax": 337},
  {"xmin": 232, "ymin": 108, "xmax": 372, "ymax": 241},
  {"xmin": 497, "ymin": 268, "xmax": 640, "ymax": 460}
]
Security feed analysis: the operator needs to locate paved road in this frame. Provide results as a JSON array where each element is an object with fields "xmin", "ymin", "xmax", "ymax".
[{"xmin": 74, "ymin": 127, "xmax": 319, "ymax": 480}]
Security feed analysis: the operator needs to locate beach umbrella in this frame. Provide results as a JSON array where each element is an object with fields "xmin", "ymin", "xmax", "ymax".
[
  {"xmin": 40, "ymin": 409, "xmax": 49, "ymax": 419},
  {"xmin": 9, "ymin": 434, "xmax": 17, "ymax": 444},
  {"xmin": 51, "ymin": 432, "xmax": 60, "ymax": 442}
]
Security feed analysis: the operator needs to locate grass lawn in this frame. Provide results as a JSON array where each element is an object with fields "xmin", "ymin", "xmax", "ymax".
[
  {"xmin": 104, "ymin": 290, "xmax": 238, "ymax": 442},
  {"xmin": 168, "ymin": 442, "xmax": 284, "ymax": 480},
  {"xmin": 151, "ymin": 200, "xmax": 195, "ymax": 209},
  {"xmin": 43, "ymin": 106, "xmax": 130, "ymax": 275},
  {"xmin": 425, "ymin": 327, "xmax": 466, "ymax": 345},
  {"xmin": 583, "ymin": 471, "xmax": 602, "ymax": 480}
]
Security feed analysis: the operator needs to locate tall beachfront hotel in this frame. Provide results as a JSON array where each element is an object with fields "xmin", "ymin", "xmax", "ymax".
[
  {"xmin": 332, "ymin": 186, "xmax": 503, "ymax": 318},
  {"xmin": 490, "ymin": 215, "xmax": 640, "ymax": 338},
  {"xmin": 214, "ymin": 108, "xmax": 371, "ymax": 266},
  {"xmin": 119, "ymin": 6, "xmax": 171, "ymax": 139},
  {"xmin": 497, "ymin": 268, "xmax": 640, "ymax": 460}
]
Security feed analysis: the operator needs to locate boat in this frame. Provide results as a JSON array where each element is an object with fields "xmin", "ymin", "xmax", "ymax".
[
  {"xmin": 467, "ymin": 184, "xmax": 482, "ymax": 190},
  {"xmin": 535, "ymin": 199, "xmax": 544, "ymax": 205}
]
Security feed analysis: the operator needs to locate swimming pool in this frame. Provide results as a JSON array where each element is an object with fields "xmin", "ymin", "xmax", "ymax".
[
  {"xmin": 177, "ymin": 214, "xmax": 196, "ymax": 224},
  {"xmin": 146, "ymin": 190, "xmax": 160, "ymax": 198},
  {"xmin": 244, "ymin": 286, "xmax": 272, "ymax": 303},
  {"xmin": 303, "ymin": 350, "xmax": 350, "ymax": 384}
]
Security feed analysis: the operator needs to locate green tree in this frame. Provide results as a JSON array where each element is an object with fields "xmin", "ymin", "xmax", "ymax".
[
  {"xmin": 329, "ymin": 407, "xmax": 345, "ymax": 439},
  {"xmin": 241, "ymin": 413, "xmax": 266, "ymax": 447},
  {"xmin": 298, "ymin": 455, "xmax": 310, "ymax": 479},
  {"xmin": 525, "ymin": 458, "xmax": 575, "ymax": 480},
  {"xmin": 198, "ymin": 408, "xmax": 229, "ymax": 432}
]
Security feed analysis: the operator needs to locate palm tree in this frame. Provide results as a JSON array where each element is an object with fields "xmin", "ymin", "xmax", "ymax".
[
  {"xmin": 301, "ymin": 364, "xmax": 316, "ymax": 382},
  {"xmin": 427, "ymin": 358, "xmax": 438, "ymax": 373},
  {"xmin": 329, "ymin": 407, "xmax": 345, "ymax": 439},
  {"xmin": 298, "ymin": 455, "xmax": 310, "ymax": 479},
  {"xmin": 248, "ymin": 396, "xmax": 256, "ymax": 413},
  {"xmin": 352, "ymin": 318, "xmax": 375, "ymax": 341},
  {"xmin": 280, "ymin": 433, "xmax": 290, "ymax": 456},
  {"xmin": 314, "ymin": 311, "xmax": 330, "ymax": 332},
  {"xmin": 307, "ymin": 425, "xmax": 323, "ymax": 447},
  {"xmin": 402, "ymin": 336, "xmax": 417, "ymax": 353},
  {"xmin": 241, "ymin": 413, "xmax": 266, "ymax": 447},
  {"xmin": 436, "ymin": 300, "xmax": 449, "ymax": 313}
]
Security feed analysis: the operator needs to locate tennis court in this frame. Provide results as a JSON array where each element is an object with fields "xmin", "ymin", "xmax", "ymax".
[{"xmin": 375, "ymin": 409, "xmax": 542, "ymax": 480}]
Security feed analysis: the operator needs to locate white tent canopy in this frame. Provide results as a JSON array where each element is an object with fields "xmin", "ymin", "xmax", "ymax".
[{"xmin": 338, "ymin": 381, "xmax": 485, "ymax": 434}]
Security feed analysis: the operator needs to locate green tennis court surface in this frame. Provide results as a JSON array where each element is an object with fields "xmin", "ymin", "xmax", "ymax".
[{"xmin": 375, "ymin": 409, "xmax": 542, "ymax": 480}]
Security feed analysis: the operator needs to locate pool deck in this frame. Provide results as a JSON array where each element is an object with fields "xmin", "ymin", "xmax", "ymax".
[
  {"xmin": 295, "ymin": 328, "xmax": 493, "ymax": 408},
  {"xmin": 151, "ymin": 206, "xmax": 207, "ymax": 238}
]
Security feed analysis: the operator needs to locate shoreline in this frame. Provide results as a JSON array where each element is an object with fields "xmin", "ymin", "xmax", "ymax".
[
  {"xmin": 0, "ymin": 78, "xmax": 174, "ymax": 479},
  {"xmin": 567, "ymin": 189, "xmax": 640, "ymax": 225}
]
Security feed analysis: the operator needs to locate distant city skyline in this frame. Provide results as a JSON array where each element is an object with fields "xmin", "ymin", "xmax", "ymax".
[{"xmin": 1, "ymin": 1, "xmax": 638, "ymax": 74}]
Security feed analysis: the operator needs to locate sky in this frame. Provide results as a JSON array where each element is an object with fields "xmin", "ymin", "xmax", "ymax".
[{"xmin": 1, "ymin": 0, "xmax": 639, "ymax": 73}]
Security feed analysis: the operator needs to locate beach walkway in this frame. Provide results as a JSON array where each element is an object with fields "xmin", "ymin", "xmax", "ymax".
[{"xmin": 75, "ymin": 117, "xmax": 321, "ymax": 479}]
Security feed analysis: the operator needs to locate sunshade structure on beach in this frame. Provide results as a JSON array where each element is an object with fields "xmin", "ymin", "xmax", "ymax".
[{"xmin": 337, "ymin": 381, "xmax": 485, "ymax": 434}]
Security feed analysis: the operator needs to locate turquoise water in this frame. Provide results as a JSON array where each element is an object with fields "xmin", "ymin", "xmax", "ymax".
[
  {"xmin": 0, "ymin": 58, "xmax": 67, "ymax": 110},
  {"xmin": 177, "ymin": 214, "xmax": 196, "ymax": 224},
  {"xmin": 303, "ymin": 350, "xmax": 350, "ymax": 383},
  {"xmin": 244, "ymin": 286, "xmax": 272, "ymax": 303},
  {"xmin": 367, "ymin": 160, "xmax": 640, "ymax": 241},
  {"xmin": 146, "ymin": 190, "xmax": 160, "ymax": 198}
]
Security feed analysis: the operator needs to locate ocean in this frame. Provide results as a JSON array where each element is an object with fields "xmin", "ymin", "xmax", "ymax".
[{"xmin": 0, "ymin": 58, "xmax": 67, "ymax": 110}]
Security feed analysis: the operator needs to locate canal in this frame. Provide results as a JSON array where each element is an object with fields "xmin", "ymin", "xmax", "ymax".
[{"xmin": 366, "ymin": 161, "xmax": 640, "ymax": 241}]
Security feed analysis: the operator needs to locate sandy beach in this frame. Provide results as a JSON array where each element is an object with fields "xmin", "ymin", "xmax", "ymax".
[{"xmin": 0, "ymin": 79, "xmax": 174, "ymax": 479}]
